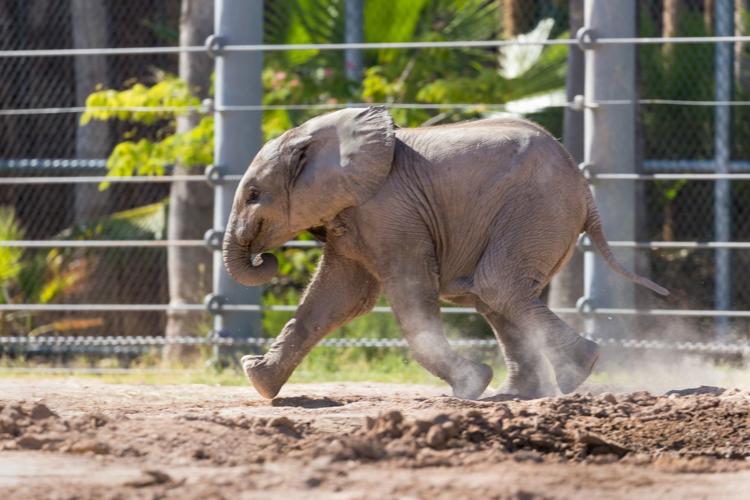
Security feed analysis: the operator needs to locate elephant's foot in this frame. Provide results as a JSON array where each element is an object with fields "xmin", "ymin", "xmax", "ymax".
[
  {"xmin": 241, "ymin": 354, "xmax": 292, "ymax": 399},
  {"xmin": 483, "ymin": 377, "xmax": 547, "ymax": 401},
  {"xmin": 548, "ymin": 337, "xmax": 600, "ymax": 394},
  {"xmin": 449, "ymin": 361, "xmax": 493, "ymax": 400}
]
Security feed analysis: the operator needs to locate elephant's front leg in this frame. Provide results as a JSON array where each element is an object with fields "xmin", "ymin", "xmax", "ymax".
[
  {"xmin": 382, "ymin": 274, "xmax": 493, "ymax": 400},
  {"xmin": 242, "ymin": 250, "xmax": 380, "ymax": 399}
]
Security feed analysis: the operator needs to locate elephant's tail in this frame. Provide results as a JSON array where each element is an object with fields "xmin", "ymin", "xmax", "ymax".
[{"xmin": 583, "ymin": 188, "xmax": 670, "ymax": 296}]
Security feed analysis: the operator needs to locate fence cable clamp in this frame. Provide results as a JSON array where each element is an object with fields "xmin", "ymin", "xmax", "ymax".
[
  {"xmin": 577, "ymin": 233, "xmax": 592, "ymax": 251},
  {"xmin": 205, "ymin": 164, "xmax": 226, "ymax": 185},
  {"xmin": 576, "ymin": 27, "xmax": 598, "ymax": 50},
  {"xmin": 576, "ymin": 297, "xmax": 595, "ymax": 318},
  {"xmin": 570, "ymin": 94, "xmax": 585, "ymax": 112},
  {"xmin": 204, "ymin": 294, "xmax": 226, "ymax": 315},
  {"xmin": 204, "ymin": 35, "xmax": 225, "ymax": 58},
  {"xmin": 578, "ymin": 162, "xmax": 593, "ymax": 180},
  {"xmin": 201, "ymin": 98, "xmax": 214, "ymax": 114},
  {"xmin": 203, "ymin": 229, "xmax": 224, "ymax": 251}
]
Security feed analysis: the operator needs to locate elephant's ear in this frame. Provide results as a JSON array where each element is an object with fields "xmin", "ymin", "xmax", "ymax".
[{"xmin": 287, "ymin": 107, "xmax": 396, "ymax": 230}]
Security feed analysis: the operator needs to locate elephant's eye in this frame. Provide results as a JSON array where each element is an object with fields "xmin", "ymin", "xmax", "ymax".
[{"xmin": 246, "ymin": 188, "xmax": 260, "ymax": 205}]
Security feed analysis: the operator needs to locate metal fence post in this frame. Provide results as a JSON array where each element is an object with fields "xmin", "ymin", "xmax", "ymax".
[
  {"xmin": 345, "ymin": 0, "xmax": 364, "ymax": 83},
  {"xmin": 714, "ymin": 0, "xmax": 734, "ymax": 338},
  {"xmin": 212, "ymin": 0, "xmax": 264, "ymax": 343},
  {"xmin": 581, "ymin": 0, "xmax": 637, "ymax": 335}
]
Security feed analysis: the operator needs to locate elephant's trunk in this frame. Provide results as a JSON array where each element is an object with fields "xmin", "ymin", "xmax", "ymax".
[{"xmin": 222, "ymin": 230, "xmax": 278, "ymax": 286}]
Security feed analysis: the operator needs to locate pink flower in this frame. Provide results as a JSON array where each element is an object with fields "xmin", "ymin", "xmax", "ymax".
[{"xmin": 289, "ymin": 79, "xmax": 300, "ymax": 88}]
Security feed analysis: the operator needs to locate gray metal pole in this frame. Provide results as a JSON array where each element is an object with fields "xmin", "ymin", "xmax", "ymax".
[
  {"xmin": 582, "ymin": 0, "xmax": 637, "ymax": 335},
  {"xmin": 213, "ymin": 0, "xmax": 264, "ymax": 340},
  {"xmin": 714, "ymin": 0, "xmax": 733, "ymax": 337},
  {"xmin": 345, "ymin": 0, "xmax": 364, "ymax": 83}
]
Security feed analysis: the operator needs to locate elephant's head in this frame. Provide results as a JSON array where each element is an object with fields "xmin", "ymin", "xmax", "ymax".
[{"xmin": 222, "ymin": 106, "xmax": 396, "ymax": 286}]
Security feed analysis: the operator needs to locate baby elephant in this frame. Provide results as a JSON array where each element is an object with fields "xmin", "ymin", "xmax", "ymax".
[{"xmin": 223, "ymin": 107, "xmax": 668, "ymax": 400}]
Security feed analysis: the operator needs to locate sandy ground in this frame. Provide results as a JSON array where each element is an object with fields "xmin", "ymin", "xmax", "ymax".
[{"xmin": 0, "ymin": 378, "xmax": 749, "ymax": 499}]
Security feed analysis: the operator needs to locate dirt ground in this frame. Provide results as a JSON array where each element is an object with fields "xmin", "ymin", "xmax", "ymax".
[{"xmin": 0, "ymin": 379, "xmax": 748, "ymax": 499}]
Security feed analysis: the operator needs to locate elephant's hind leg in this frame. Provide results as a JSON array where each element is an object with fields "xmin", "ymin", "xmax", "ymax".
[
  {"xmin": 242, "ymin": 249, "xmax": 380, "ymax": 399},
  {"xmin": 480, "ymin": 311, "xmax": 551, "ymax": 400},
  {"xmin": 473, "ymin": 248, "xmax": 599, "ymax": 394},
  {"xmin": 383, "ymin": 277, "xmax": 492, "ymax": 400}
]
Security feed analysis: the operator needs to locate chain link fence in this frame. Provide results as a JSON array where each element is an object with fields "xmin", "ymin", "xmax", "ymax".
[{"xmin": 2, "ymin": 0, "xmax": 750, "ymax": 362}]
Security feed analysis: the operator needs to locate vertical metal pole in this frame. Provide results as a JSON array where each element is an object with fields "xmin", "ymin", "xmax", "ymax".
[
  {"xmin": 582, "ymin": 0, "xmax": 637, "ymax": 335},
  {"xmin": 344, "ymin": 0, "xmax": 364, "ymax": 83},
  {"xmin": 213, "ymin": 0, "xmax": 264, "ymax": 341},
  {"xmin": 714, "ymin": 0, "xmax": 733, "ymax": 337}
]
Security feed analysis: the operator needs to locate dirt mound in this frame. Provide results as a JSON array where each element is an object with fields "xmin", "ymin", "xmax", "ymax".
[
  {"xmin": 328, "ymin": 389, "xmax": 750, "ymax": 467},
  {"xmin": 1, "ymin": 401, "xmax": 110, "ymax": 454},
  {"xmin": 2, "ymin": 388, "xmax": 748, "ymax": 469},
  {"xmin": 0, "ymin": 381, "xmax": 749, "ymax": 499}
]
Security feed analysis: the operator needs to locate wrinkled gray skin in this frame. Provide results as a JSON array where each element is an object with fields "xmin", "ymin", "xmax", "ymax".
[{"xmin": 223, "ymin": 107, "xmax": 668, "ymax": 400}]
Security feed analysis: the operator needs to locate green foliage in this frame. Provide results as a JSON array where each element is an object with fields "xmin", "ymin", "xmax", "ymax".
[
  {"xmin": 0, "ymin": 202, "xmax": 170, "ymax": 336},
  {"xmin": 263, "ymin": 0, "xmax": 568, "ymax": 133},
  {"xmin": 81, "ymin": 75, "xmax": 212, "ymax": 190},
  {"xmin": 0, "ymin": 207, "xmax": 23, "ymax": 283},
  {"xmin": 81, "ymin": 76, "xmax": 200, "ymax": 125},
  {"xmin": 0, "ymin": 208, "xmax": 83, "ymax": 336}
]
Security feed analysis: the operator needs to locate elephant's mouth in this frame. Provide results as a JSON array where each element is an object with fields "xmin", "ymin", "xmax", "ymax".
[
  {"xmin": 222, "ymin": 218, "xmax": 279, "ymax": 286},
  {"xmin": 248, "ymin": 219, "xmax": 265, "ymax": 253}
]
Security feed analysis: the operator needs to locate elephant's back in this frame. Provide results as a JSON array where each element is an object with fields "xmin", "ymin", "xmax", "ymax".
[
  {"xmin": 392, "ymin": 117, "xmax": 589, "ymax": 286},
  {"xmin": 395, "ymin": 117, "xmax": 586, "ymax": 204}
]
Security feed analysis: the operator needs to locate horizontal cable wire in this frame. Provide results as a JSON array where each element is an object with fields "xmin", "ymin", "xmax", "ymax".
[
  {"xmin": 0, "ymin": 239, "xmax": 320, "ymax": 248},
  {"xmin": 591, "ymin": 308, "xmax": 750, "ymax": 318},
  {"xmin": 0, "ymin": 46, "xmax": 205, "ymax": 58},
  {"xmin": 3, "ymin": 35, "xmax": 750, "ymax": 59},
  {"xmin": 602, "ymin": 98, "xmax": 750, "ymax": 106},
  {"xmin": 6, "ymin": 99, "xmax": 750, "ymax": 117},
  {"xmin": 0, "ymin": 102, "xmax": 567, "ymax": 117},
  {"xmin": 5, "ymin": 172, "xmax": 750, "ymax": 185},
  {"xmin": 3, "ymin": 239, "xmax": 750, "ymax": 250},
  {"xmin": 643, "ymin": 159, "xmax": 750, "ymax": 172},
  {"xmin": 0, "ymin": 105, "xmax": 204, "ymax": 116},
  {"xmin": 0, "ymin": 39, "xmax": 576, "ymax": 59},
  {"xmin": 586, "ymin": 241, "xmax": 750, "ymax": 249},
  {"xmin": 590, "ymin": 173, "xmax": 750, "ymax": 180},
  {"xmin": 0, "ymin": 175, "xmax": 207, "ymax": 184},
  {"xmin": 3, "ymin": 302, "xmax": 750, "ymax": 318},
  {"xmin": 0, "ymin": 303, "xmax": 576, "ymax": 315},
  {"xmin": 0, "ymin": 335, "xmax": 747, "ymax": 355}
]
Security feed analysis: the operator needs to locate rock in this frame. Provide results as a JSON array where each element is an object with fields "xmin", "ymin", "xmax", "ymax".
[
  {"xmin": 441, "ymin": 420, "xmax": 458, "ymax": 439},
  {"xmin": 600, "ymin": 393, "xmax": 617, "ymax": 404},
  {"xmin": 665, "ymin": 386, "xmax": 726, "ymax": 398},
  {"xmin": 364, "ymin": 416, "xmax": 376, "ymax": 430},
  {"xmin": 269, "ymin": 416, "xmax": 294, "ymax": 428},
  {"xmin": 29, "ymin": 403, "xmax": 54, "ymax": 420},
  {"xmin": 512, "ymin": 450, "xmax": 543, "ymax": 463},
  {"xmin": 576, "ymin": 432, "xmax": 630, "ymax": 458},
  {"xmin": 268, "ymin": 416, "xmax": 300, "ymax": 438},
  {"xmin": 346, "ymin": 438, "xmax": 384, "ymax": 460},
  {"xmin": 16, "ymin": 435, "xmax": 44, "ymax": 450},
  {"xmin": 70, "ymin": 439, "xmax": 110, "ymax": 455},
  {"xmin": 425, "ymin": 426, "xmax": 447, "ymax": 449},
  {"xmin": 304, "ymin": 476, "xmax": 322, "ymax": 488},
  {"xmin": 0, "ymin": 417, "xmax": 19, "ymax": 435},
  {"xmin": 384, "ymin": 410, "xmax": 403, "ymax": 424},
  {"xmin": 125, "ymin": 469, "xmax": 173, "ymax": 488}
]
